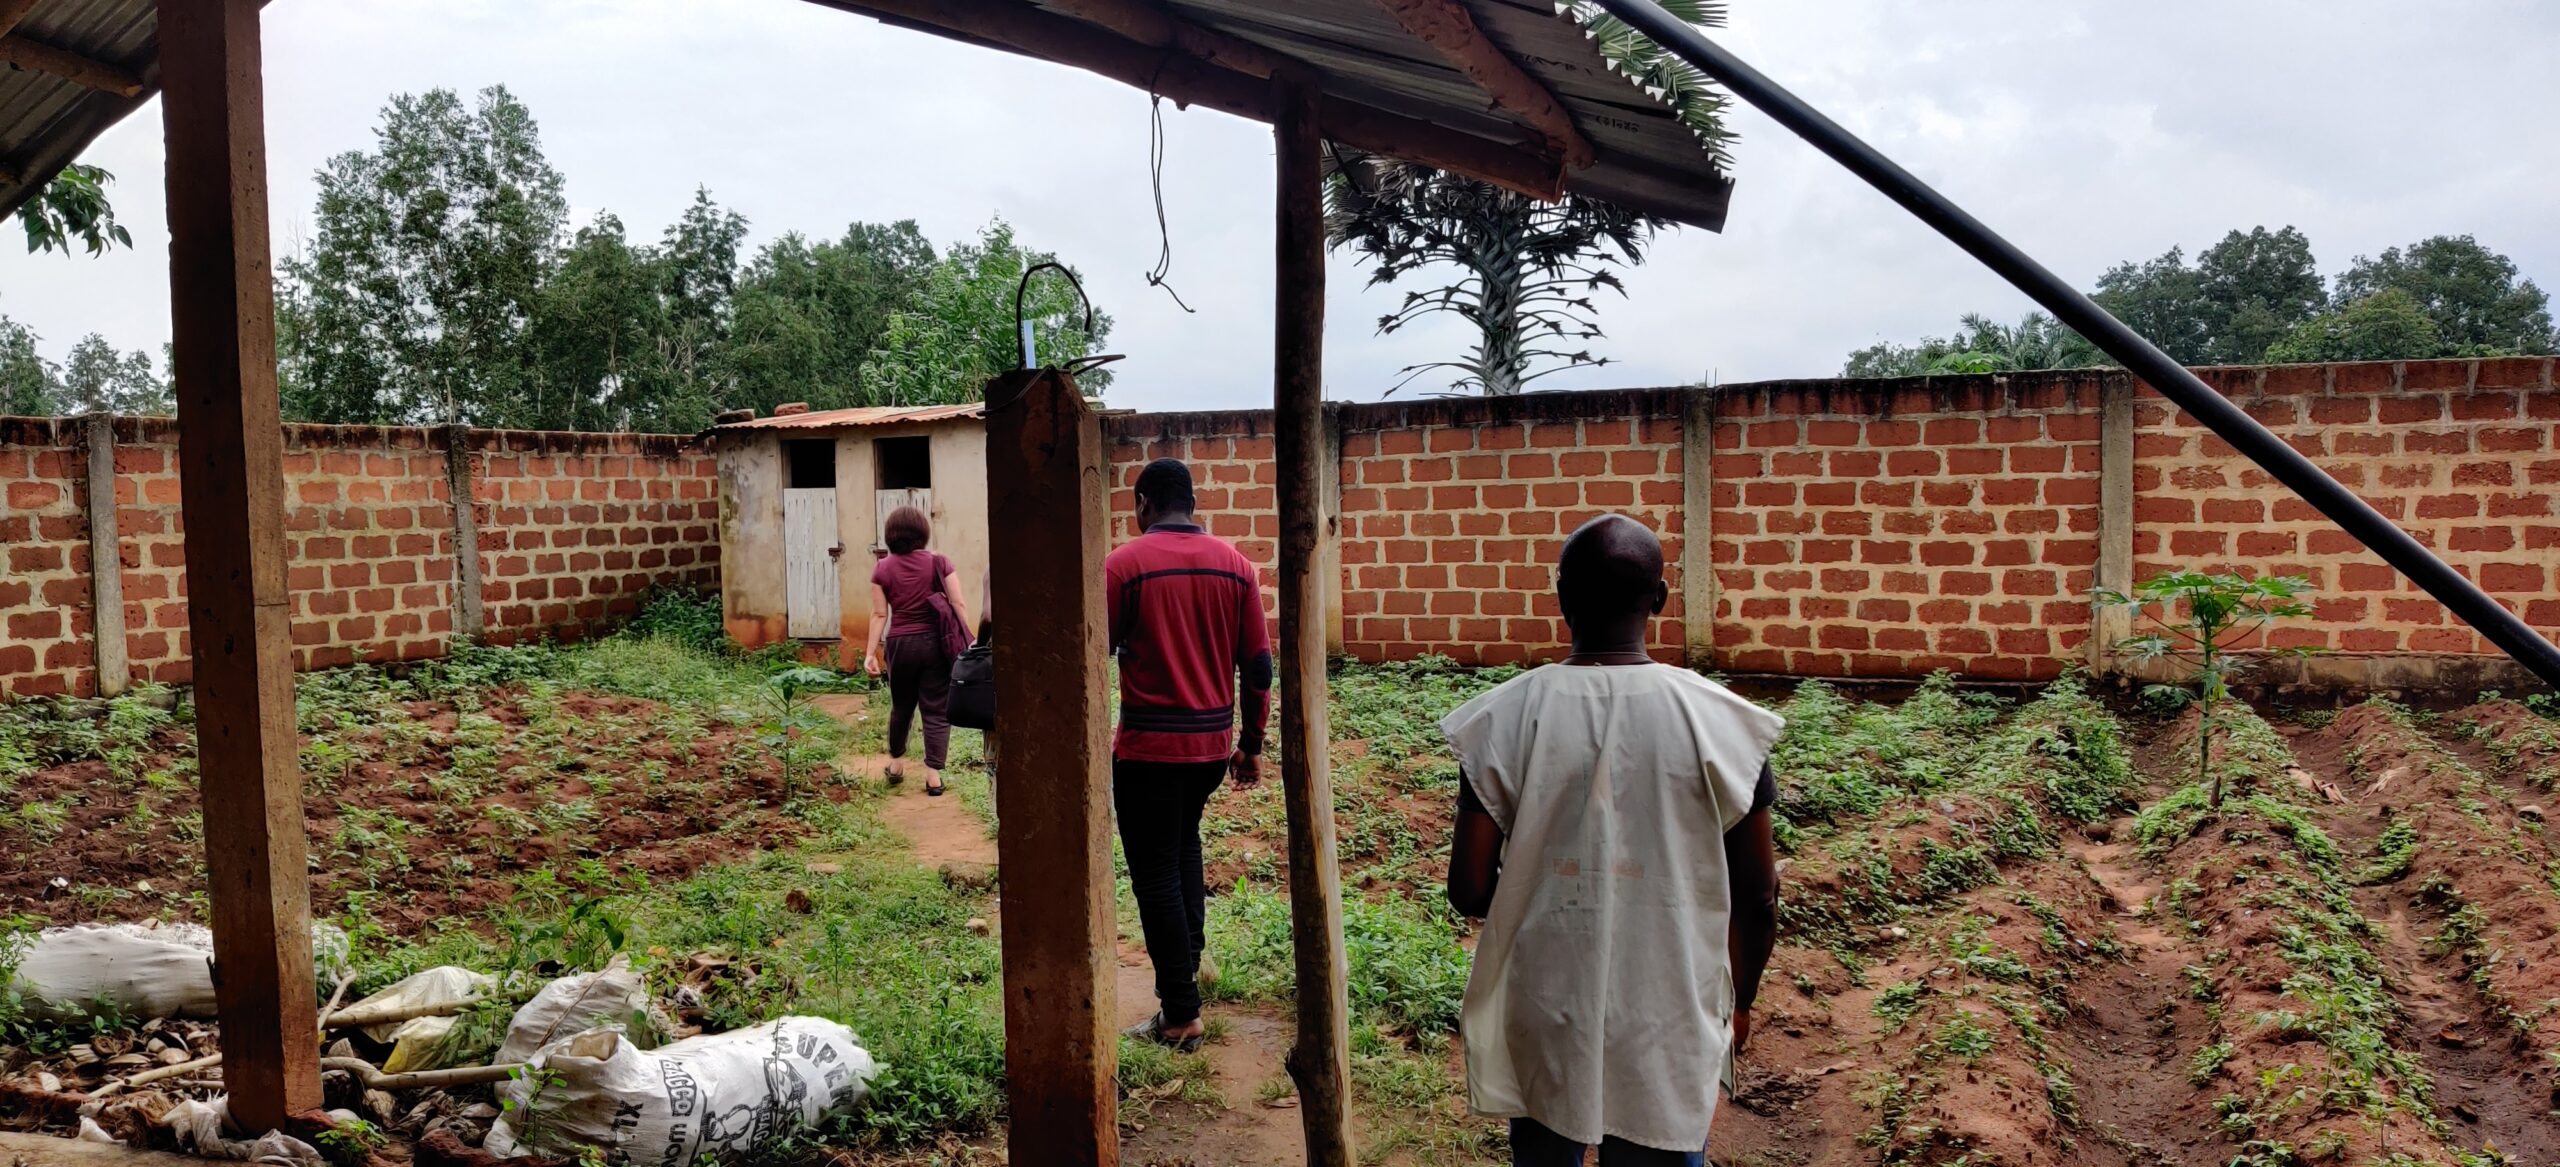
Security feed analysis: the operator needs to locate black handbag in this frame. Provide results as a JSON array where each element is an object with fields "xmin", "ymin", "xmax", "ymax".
[{"xmin": 949, "ymin": 632, "xmax": 995, "ymax": 731}]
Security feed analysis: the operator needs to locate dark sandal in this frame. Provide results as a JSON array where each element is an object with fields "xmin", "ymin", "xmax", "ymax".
[
  {"xmin": 926, "ymin": 780, "xmax": 947, "ymax": 797},
  {"xmin": 1123, "ymin": 1012, "xmax": 1203, "ymax": 1053},
  {"xmin": 885, "ymin": 760, "xmax": 904, "ymax": 786}
]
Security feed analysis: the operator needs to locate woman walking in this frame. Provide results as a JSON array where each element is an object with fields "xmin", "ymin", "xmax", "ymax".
[{"xmin": 863, "ymin": 505, "xmax": 971, "ymax": 796}]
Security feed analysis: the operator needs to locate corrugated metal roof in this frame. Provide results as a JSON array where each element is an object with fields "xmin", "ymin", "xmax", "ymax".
[
  {"xmin": 0, "ymin": 1, "xmax": 1731, "ymax": 229},
  {"xmin": 0, "ymin": 0, "xmax": 163, "ymax": 221},
  {"xmin": 1149, "ymin": 0, "xmax": 1732, "ymax": 228},
  {"xmin": 714, "ymin": 403, "xmax": 988, "ymax": 432}
]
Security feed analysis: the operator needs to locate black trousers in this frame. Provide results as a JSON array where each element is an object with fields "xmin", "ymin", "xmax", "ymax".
[
  {"xmin": 1113, "ymin": 756, "xmax": 1226, "ymax": 1026},
  {"xmin": 885, "ymin": 631, "xmax": 951, "ymax": 771}
]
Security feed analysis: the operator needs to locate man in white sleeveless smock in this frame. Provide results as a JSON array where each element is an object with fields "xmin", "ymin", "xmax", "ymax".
[{"xmin": 1442, "ymin": 514, "xmax": 1784, "ymax": 1166}]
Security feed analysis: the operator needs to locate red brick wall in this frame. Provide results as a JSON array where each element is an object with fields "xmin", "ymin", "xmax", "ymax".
[
  {"xmin": 1103, "ymin": 412, "xmax": 1283, "ymax": 646},
  {"xmin": 1335, "ymin": 392, "xmax": 1687, "ymax": 666},
  {"xmin": 1711, "ymin": 376, "xmax": 2106, "ymax": 681},
  {"xmin": 0, "ymin": 418, "xmax": 717, "ymax": 699},
  {"xmin": 474, "ymin": 433, "xmax": 720, "ymax": 646},
  {"xmin": 2134, "ymin": 358, "xmax": 2557, "ymax": 658},
  {"xmin": 0, "ymin": 420, "xmax": 94, "ymax": 696},
  {"xmin": 1084, "ymin": 360, "xmax": 2551, "ymax": 687}
]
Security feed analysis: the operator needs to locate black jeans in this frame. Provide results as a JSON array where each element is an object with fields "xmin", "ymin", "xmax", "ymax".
[
  {"xmin": 885, "ymin": 632, "xmax": 951, "ymax": 771},
  {"xmin": 1113, "ymin": 756, "xmax": 1226, "ymax": 1026}
]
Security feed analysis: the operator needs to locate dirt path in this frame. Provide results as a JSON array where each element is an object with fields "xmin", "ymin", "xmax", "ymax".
[
  {"xmin": 821, "ymin": 695, "xmax": 1316, "ymax": 1167},
  {"xmin": 2061, "ymin": 836, "xmax": 2219, "ymax": 1167}
]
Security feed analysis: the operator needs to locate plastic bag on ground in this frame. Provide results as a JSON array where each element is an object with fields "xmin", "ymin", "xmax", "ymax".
[
  {"xmin": 329, "ymin": 964, "xmax": 496, "ymax": 1073},
  {"xmin": 12, "ymin": 921, "xmax": 350, "ymax": 1020},
  {"xmin": 494, "ymin": 954, "xmax": 656, "ymax": 1065},
  {"xmin": 483, "ymin": 1017, "xmax": 878, "ymax": 1166},
  {"xmin": 162, "ymin": 1097, "xmax": 327, "ymax": 1167}
]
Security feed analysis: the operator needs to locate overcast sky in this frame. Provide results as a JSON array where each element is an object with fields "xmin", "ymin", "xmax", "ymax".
[{"xmin": 3, "ymin": 0, "xmax": 2555, "ymax": 414}]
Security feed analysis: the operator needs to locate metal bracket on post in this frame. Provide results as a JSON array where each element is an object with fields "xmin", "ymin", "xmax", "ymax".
[{"xmin": 1590, "ymin": 0, "xmax": 2560, "ymax": 688}]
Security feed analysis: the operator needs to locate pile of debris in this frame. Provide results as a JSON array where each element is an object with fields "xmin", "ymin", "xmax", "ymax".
[{"xmin": 3, "ymin": 923, "xmax": 879, "ymax": 1166}]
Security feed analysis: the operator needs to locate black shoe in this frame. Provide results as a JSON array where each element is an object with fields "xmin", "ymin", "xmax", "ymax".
[{"xmin": 1122, "ymin": 1012, "xmax": 1203, "ymax": 1053}]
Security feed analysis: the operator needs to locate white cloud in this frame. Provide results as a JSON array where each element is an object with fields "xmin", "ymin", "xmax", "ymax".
[{"xmin": 1, "ymin": 0, "xmax": 2553, "ymax": 415}]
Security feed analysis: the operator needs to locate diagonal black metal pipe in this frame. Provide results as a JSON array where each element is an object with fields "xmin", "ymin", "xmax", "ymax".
[{"xmin": 1589, "ymin": 0, "xmax": 2560, "ymax": 689}]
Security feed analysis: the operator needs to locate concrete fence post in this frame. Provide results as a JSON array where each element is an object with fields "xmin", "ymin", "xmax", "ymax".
[
  {"xmin": 84, "ymin": 413, "xmax": 129, "ymax": 697},
  {"xmin": 444, "ymin": 424, "xmax": 485, "ymax": 641},
  {"xmin": 2090, "ymin": 375, "xmax": 2137, "ymax": 674},
  {"xmin": 1680, "ymin": 385, "xmax": 1717, "ymax": 670},
  {"xmin": 1322, "ymin": 402, "xmax": 1345, "ymax": 658}
]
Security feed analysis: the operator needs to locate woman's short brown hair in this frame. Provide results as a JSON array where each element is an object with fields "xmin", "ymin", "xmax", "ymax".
[{"xmin": 883, "ymin": 505, "xmax": 931, "ymax": 555}]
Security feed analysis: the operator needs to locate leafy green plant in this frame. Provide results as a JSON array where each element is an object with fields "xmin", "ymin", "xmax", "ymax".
[
  {"xmin": 500, "ymin": 1065, "xmax": 568, "ymax": 1154},
  {"xmin": 763, "ymin": 665, "xmax": 845, "ymax": 799},
  {"xmin": 622, "ymin": 586, "xmax": 729, "ymax": 654},
  {"xmin": 313, "ymin": 1118, "xmax": 388, "ymax": 1167},
  {"xmin": 2095, "ymin": 571, "xmax": 2317, "ymax": 807}
]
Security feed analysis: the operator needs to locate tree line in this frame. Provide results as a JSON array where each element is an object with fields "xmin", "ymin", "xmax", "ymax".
[
  {"xmin": 1846, "ymin": 227, "xmax": 2558, "ymax": 376},
  {"xmin": 1, "ymin": 86, "xmax": 1113, "ymax": 431}
]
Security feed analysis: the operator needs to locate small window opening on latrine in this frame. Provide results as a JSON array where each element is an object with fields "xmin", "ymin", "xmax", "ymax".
[
  {"xmin": 785, "ymin": 439, "xmax": 836, "ymax": 489},
  {"xmin": 876, "ymin": 436, "xmax": 932, "ymax": 490}
]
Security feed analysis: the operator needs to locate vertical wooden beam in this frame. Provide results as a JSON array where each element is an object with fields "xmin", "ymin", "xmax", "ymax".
[
  {"xmin": 157, "ymin": 0, "xmax": 321, "ymax": 1133},
  {"xmin": 1273, "ymin": 81, "xmax": 1357, "ymax": 1167},
  {"xmin": 984, "ymin": 368, "xmax": 1117, "ymax": 1167},
  {"xmin": 1680, "ymin": 386, "xmax": 1716, "ymax": 670},
  {"xmin": 2091, "ymin": 375, "xmax": 2136, "ymax": 673},
  {"xmin": 443, "ymin": 424, "xmax": 485, "ymax": 641},
  {"xmin": 84, "ymin": 413, "xmax": 129, "ymax": 697}
]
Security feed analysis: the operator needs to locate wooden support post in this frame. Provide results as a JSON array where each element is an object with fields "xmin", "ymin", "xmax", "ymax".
[
  {"xmin": 983, "ymin": 368, "xmax": 1117, "ymax": 1167},
  {"xmin": 444, "ymin": 425, "xmax": 485, "ymax": 641},
  {"xmin": 1680, "ymin": 386, "xmax": 1716, "ymax": 670},
  {"xmin": 157, "ymin": 0, "xmax": 321, "ymax": 1133},
  {"xmin": 1273, "ymin": 82, "xmax": 1357, "ymax": 1167},
  {"xmin": 2091, "ymin": 375, "xmax": 2136, "ymax": 674},
  {"xmin": 84, "ymin": 413, "xmax": 128, "ymax": 697}
]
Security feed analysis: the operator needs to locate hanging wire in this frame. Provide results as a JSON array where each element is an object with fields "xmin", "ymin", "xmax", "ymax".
[{"xmin": 1142, "ymin": 93, "xmax": 1196, "ymax": 313}]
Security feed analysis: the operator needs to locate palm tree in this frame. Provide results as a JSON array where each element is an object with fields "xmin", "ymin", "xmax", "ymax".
[{"xmin": 1321, "ymin": 1, "xmax": 1733, "ymax": 396}]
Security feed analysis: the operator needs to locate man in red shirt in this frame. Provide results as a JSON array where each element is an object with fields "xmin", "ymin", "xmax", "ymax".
[{"xmin": 1108, "ymin": 457, "xmax": 1273, "ymax": 1051}]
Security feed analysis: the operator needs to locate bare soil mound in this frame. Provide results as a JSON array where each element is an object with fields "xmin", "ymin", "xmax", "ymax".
[{"xmin": 3, "ymin": 688, "xmax": 810, "ymax": 934}]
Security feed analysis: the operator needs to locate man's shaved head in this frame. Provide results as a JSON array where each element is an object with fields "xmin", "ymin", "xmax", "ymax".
[{"xmin": 1556, "ymin": 514, "xmax": 1666, "ymax": 629}]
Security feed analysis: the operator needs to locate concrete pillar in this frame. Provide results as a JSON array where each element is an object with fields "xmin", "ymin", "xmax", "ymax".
[
  {"xmin": 2091, "ymin": 375, "xmax": 2137, "ymax": 673},
  {"xmin": 444, "ymin": 424, "xmax": 485, "ymax": 641},
  {"xmin": 1321, "ymin": 403, "xmax": 1345, "ymax": 658},
  {"xmin": 83, "ymin": 413, "xmax": 128, "ymax": 697},
  {"xmin": 1680, "ymin": 385, "xmax": 1717, "ymax": 670}
]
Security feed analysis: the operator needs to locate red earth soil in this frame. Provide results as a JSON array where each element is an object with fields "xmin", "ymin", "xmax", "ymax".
[{"xmin": 3, "ymin": 689, "xmax": 810, "ymax": 935}]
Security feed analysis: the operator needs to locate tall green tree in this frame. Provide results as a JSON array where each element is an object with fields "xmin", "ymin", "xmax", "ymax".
[
  {"xmin": 2263, "ymin": 289, "xmax": 2444, "ymax": 364},
  {"xmin": 524, "ymin": 212, "xmax": 665, "ymax": 432},
  {"xmin": 1321, "ymin": 0, "xmax": 1731, "ymax": 396},
  {"xmin": 722, "ymin": 221, "xmax": 936, "ymax": 417},
  {"xmin": 60, "ymin": 333, "xmax": 169, "ymax": 414},
  {"xmin": 0, "ymin": 317, "xmax": 57, "ymax": 415},
  {"xmin": 278, "ymin": 86, "xmax": 568, "ymax": 425},
  {"xmin": 2332, "ymin": 235, "xmax": 2555, "ymax": 355},
  {"xmin": 857, "ymin": 219, "xmax": 1111, "ymax": 405},
  {"xmin": 1843, "ymin": 311, "xmax": 2104, "ymax": 377},
  {"xmin": 2090, "ymin": 226, "xmax": 2323, "ymax": 365}
]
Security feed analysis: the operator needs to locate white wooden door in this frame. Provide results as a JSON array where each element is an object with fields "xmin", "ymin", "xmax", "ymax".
[
  {"xmin": 784, "ymin": 488, "xmax": 841, "ymax": 640},
  {"xmin": 875, "ymin": 488, "xmax": 933, "ymax": 552}
]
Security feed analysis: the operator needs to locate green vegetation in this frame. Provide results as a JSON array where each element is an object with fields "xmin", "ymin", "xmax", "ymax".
[
  {"xmin": 1772, "ymin": 673, "xmax": 2133, "ymax": 945},
  {"xmin": 2096, "ymin": 570, "xmax": 2315, "ymax": 807},
  {"xmin": 1844, "ymin": 226, "xmax": 2557, "ymax": 374},
  {"xmin": 269, "ymin": 86, "xmax": 1109, "ymax": 431}
]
